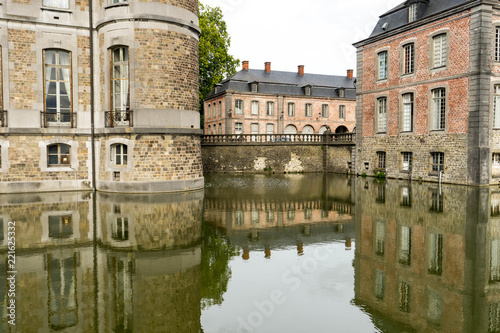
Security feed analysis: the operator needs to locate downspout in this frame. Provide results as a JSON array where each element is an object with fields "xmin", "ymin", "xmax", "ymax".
[{"xmin": 89, "ymin": 0, "xmax": 96, "ymax": 192}]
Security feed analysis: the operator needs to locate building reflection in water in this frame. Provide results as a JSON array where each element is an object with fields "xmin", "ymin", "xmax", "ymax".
[{"xmin": 0, "ymin": 191, "xmax": 203, "ymax": 332}]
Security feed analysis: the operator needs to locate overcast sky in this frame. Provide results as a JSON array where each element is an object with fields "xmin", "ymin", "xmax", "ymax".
[{"xmin": 200, "ymin": 0, "xmax": 402, "ymax": 76}]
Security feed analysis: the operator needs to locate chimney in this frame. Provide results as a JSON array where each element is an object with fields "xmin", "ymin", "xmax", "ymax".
[
  {"xmin": 298, "ymin": 65, "xmax": 304, "ymax": 76},
  {"xmin": 347, "ymin": 69, "xmax": 354, "ymax": 79},
  {"xmin": 242, "ymin": 60, "xmax": 249, "ymax": 71},
  {"xmin": 265, "ymin": 62, "xmax": 271, "ymax": 73}
]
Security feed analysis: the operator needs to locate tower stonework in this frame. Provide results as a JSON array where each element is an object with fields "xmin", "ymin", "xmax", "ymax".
[{"xmin": 0, "ymin": 0, "xmax": 203, "ymax": 193}]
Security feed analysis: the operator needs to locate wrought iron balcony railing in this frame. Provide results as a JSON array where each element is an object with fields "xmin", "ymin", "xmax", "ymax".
[
  {"xmin": 41, "ymin": 111, "xmax": 77, "ymax": 128},
  {"xmin": 105, "ymin": 110, "xmax": 133, "ymax": 128}
]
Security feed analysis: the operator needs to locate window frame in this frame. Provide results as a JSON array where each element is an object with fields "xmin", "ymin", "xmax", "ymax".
[
  {"xmin": 339, "ymin": 105, "xmax": 346, "ymax": 120},
  {"xmin": 401, "ymin": 92, "xmax": 414, "ymax": 133},
  {"xmin": 287, "ymin": 102, "xmax": 295, "ymax": 117},
  {"xmin": 431, "ymin": 32, "xmax": 448, "ymax": 70},
  {"xmin": 234, "ymin": 99, "xmax": 244, "ymax": 115},
  {"xmin": 110, "ymin": 46, "xmax": 130, "ymax": 125},
  {"xmin": 47, "ymin": 143, "xmax": 71, "ymax": 167},
  {"xmin": 408, "ymin": 3, "xmax": 418, "ymax": 23},
  {"xmin": 321, "ymin": 104, "xmax": 329, "ymax": 118},
  {"xmin": 110, "ymin": 143, "xmax": 128, "ymax": 166},
  {"xmin": 305, "ymin": 103, "xmax": 313, "ymax": 117},
  {"xmin": 493, "ymin": 84, "xmax": 500, "ymax": 129},
  {"xmin": 251, "ymin": 100, "xmax": 259, "ymax": 115},
  {"xmin": 430, "ymin": 152, "xmax": 445, "ymax": 174},
  {"xmin": 376, "ymin": 151, "xmax": 386, "ymax": 170},
  {"xmin": 376, "ymin": 96, "xmax": 388, "ymax": 134},
  {"xmin": 266, "ymin": 101, "xmax": 275, "ymax": 116},
  {"xmin": 431, "ymin": 87, "xmax": 447, "ymax": 131},
  {"xmin": 234, "ymin": 122, "xmax": 243, "ymax": 134},
  {"xmin": 401, "ymin": 151, "xmax": 413, "ymax": 172},
  {"xmin": 401, "ymin": 42, "xmax": 415, "ymax": 76},
  {"xmin": 495, "ymin": 26, "xmax": 500, "ymax": 63},
  {"xmin": 105, "ymin": 138, "xmax": 134, "ymax": 173},
  {"xmin": 377, "ymin": 50, "xmax": 388, "ymax": 81}
]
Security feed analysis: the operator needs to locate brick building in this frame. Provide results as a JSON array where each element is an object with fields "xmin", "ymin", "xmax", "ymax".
[
  {"xmin": 0, "ymin": 0, "xmax": 203, "ymax": 193},
  {"xmin": 203, "ymin": 61, "xmax": 356, "ymax": 137},
  {"xmin": 353, "ymin": 0, "xmax": 500, "ymax": 185}
]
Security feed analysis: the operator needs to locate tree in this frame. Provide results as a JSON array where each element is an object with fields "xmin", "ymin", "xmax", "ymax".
[{"xmin": 199, "ymin": 3, "xmax": 240, "ymax": 115}]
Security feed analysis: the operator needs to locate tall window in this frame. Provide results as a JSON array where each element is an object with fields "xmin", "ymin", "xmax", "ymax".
[
  {"xmin": 491, "ymin": 239, "xmax": 500, "ymax": 283},
  {"xmin": 432, "ymin": 88, "xmax": 446, "ymax": 130},
  {"xmin": 48, "ymin": 144, "xmax": 70, "ymax": 166},
  {"xmin": 402, "ymin": 152, "xmax": 412, "ymax": 171},
  {"xmin": 494, "ymin": 85, "xmax": 500, "ymax": 128},
  {"xmin": 339, "ymin": 105, "xmax": 346, "ymax": 119},
  {"xmin": 375, "ymin": 270, "xmax": 385, "ymax": 299},
  {"xmin": 111, "ymin": 47, "xmax": 129, "ymax": 123},
  {"xmin": 403, "ymin": 43, "xmax": 415, "ymax": 75},
  {"xmin": 496, "ymin": 27, "xmax": 500, "ymax": 62},
  {"xmin": 377, "ymin": 151, "xmax": 386, "ymax": 169},
  {"xmin": 399, "ymin": 226, "xmax": 411, "ymax": 265},
  {"xmin": 305, "ymin": 104, "xmax": 312, "ymax": 117},
  {"xmin": 234, "ymin": 122, "xmax": 243, "ymax": 134},
  {"xmin": 430, "ymin": 191, "xmax": 444, "ymax": 212},
  {"xmin": 218, "ymin": 101, "xmax": 222, "ymax": 117},
  {"xmin": 111, "ymin": 144, "xmax": 128, "ymax": 166},
  {"xmin": 207, "ymin": 104, "xmax": 211, "ymax": 119},
  {"xmin": 44, "ymin": 50, "xmax": 71, "ymax": 126},
  {"xmin": 235, "ymin": 100, "xmax": 243, "ymax": 115},
  {"xmin": 401, "ymin": 186, "xmax": 412, "ymax": 207},
  {"xmin": 251, "ymin": 83, "xmax": 258, "ymax": 93},
  {"xmin": 321, "ymin": 104, "xmax": 329, "ymax": 118},
  {"xmin": 43, "ymin": 0, "xmax": 69, "ymax": 9},
  {"xmin": 399, "ymin": 281, "xmax": 411, "ymax": 313},
  {"xmin": 251, "ymin": 101, "xmax": 259, "ymax": 115},
  {"xmin": 266, "ymin": 102, "xmax": 274, "ymax": 116},
  {"xmin": 433, "ymin": 34, "xmax": 448, "ymax": 68},
  {"xmin": 375, "ymin": 221, "xmax": 385, "ymax": 256},
  {"xmin": 288, "ymin": 103, "xmax": 295, "ymax": 117},
  {"xmin": 408, "ymin": 3, "xmax": 418, "ymax": 22},
  {"xmin": 378, "ymin": 51, "xmax": 388, "ymax": 80},
  {"xmin": 304, "ymin": 86, "xmax": 311, "ymax": 96},
  {"xmin": 428, "ymin": 233, "xmax": 443, "ymax": 275},
  {"xmin": 493, "ymin": 154, "xmax": 500, "ymax": 176},
  {"xmin": 377, "ymin": 97, "xmax": 387, "ymax": 133},
  {"xmin": 266, "ymin": 123, "xmax": 274, "ymax": 134},
  {"xmin": 112, "ymin": 217, "xmax": 129, "ymax": 241},
  {"xmin": 431, "ymin": 152, "xmax": 444, "ymax": 173},
  {"xmin": 402, "ymin": 93, "xmax": 413, "ymax": 132}
]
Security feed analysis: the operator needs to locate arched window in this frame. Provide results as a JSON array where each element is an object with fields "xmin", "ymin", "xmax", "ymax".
[
  {"xmin": 111, "ymin": 143, "xmax": 128, "ymax": 166},
  {"xmin": 44, "ymin": 49, "xmax": 72, "ymax": 126},
  {"xmin": 48, "ymin": 144, "xmax": 70, "ymax": 166}
]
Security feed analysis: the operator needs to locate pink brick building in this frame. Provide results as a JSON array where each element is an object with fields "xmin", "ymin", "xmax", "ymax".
[
  {"xmin": 354, "ymin": 0, "xmax": 500, "ymax": 185},
  {"xmin": 203, "ymin": 61, "xmax": 356, "ymax": 137}
]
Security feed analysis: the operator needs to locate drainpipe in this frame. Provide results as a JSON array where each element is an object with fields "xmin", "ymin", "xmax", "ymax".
[{"xmin": 89, "ymin": 0, "xmax": 96, "ymax": 192}]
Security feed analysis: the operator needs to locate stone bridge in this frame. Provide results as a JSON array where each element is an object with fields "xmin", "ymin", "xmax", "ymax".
[{"xmin": 201, "ymin": 133, "xmax": 356, "ymax": 174}]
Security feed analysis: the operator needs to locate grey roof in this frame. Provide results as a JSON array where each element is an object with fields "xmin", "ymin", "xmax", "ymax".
[
  {"xmin": 206, "ymin": 69, "xmax": 356, "ymax": 100},
  {"xmin": 367, "ymin": 0, "xmax": 471, "ymax": 40}
]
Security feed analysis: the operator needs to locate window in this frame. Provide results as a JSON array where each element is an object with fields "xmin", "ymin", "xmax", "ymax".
[
  {"xmin": 235, "ymin": 122, "xmax": 243, "ymax": 134},
  {"xmin": 432, "ymin": 88, "xmax": 446, "ymax": 130},
  {"xmin": 494, "ymin": 85, "xmax": 500, "ymax": 128},
  {"xmin": 428, "ymin": 233, "xmax": 443, "ymax": 275},
  {"xmin": 288, "ymin": 103, "xmax": 295, "ymax": 117},
  {"xmin": 432, "ymin": 34, "xmax": 448, "ymax": 68},
  {"xmin": 251, "ymin": 83, "xmax": 258, "ymax": 93},
  {"xmin": 111, "ymin": 47, "xmax": 130, "ymax": 124},
  {"xmin": 111, "ymin": 144, "xmax": 128, "ymax": 166},
  {"xmin": 321, "ymin": 105, "xmax": 329, "ymax": 118},
  {"xmin": 218, "ymin": 123, "xmax": 222, "ymax": 134},
  {"xmin": 399, "ymin": 226, "xmax": 411, "ymax": 265},
  {"xmin": 235, "ymin": 210, "xmax": 244, "ymax": 225},
  {"xmin": 377, "ymin": 97, "xmax": 387, "ymax": 133},
  {"xmin": 430, "ymin": 191, "xmax": 444, "ymax": 212},
  {"xmin": 494, "ymin": 153, "xmax": 500, "ymax": 176},
  {"xmin": 266, "ymin": 102, "xmax": 274, "ymax": 116},
  {"xmin": 492, "ymin": 192, "xmax": 500, "ymax": 216},
  {"xmin": 399, "ymin": 281, "xmax": 411, "ymax": 313},
  {"xmin": 431, "ymin": 152, "xmax": 444, "ymax": 172},
  {"xmin": 251, "ymin": 123, "xmax": 259, "ymax": 140},
  {"xmin": 48, "ymin": 215, "xmax": 73, "ymax": 238},
  {"xmin": 403, "ymin": 43, "xmax": 415, "ymax": 75},
  {"xmin": 43, "ymin": 0, "xmax": 69, "ymax": 9},
  {"xmin": 110, "ymin": 0, "xmax": 127, "ymax": 4},
  {"xmin": 491, "ymin": 239, "xmax": 500, "ymax": 282},
  {"xmin": 218, "ymin": 101, "xmax": 222, "ymax": 117},
  {"xmin": 112, "ymin": 217, "xmax": 129, "ymax": 241},
  {"xmin": 251, "ymin": 101, "xmax": 259, "ymax": 115},
  {"xmin": 496, "ymin": 27, "xmax": 500, "ymax": 62},
  {"xmin": 402, "ymin": 152, "xmax": 412, "ymax": 171},
  {"xmin": 375, "ymin": 270, "xmax": 385, "ymax": 299},
  {"xmin": 44, "ymin": 49, "xmax": 72, "ymax": 126},
  {"xmin": 304, "ymin": 86, "xmax": 311, "ymax": 96},
  {"xmin": 378, "ymin": 51, "xmax": 388, "ymax": 80},
  {"xmin": 408, "ymin": 3, "xmax": 418, "ymax": 22},
  {"xmin": 377, "ymin": 151, "xmax": 386, "ymax": 169},
  {"xmin": 339, "ymin": 105, "xmax": 346, "ymax": 119},
  {"xmin": 401, "ymin": 186, "xmax": 412, "ymax": 207},
  {"xmin": 48, "ymin": 144, "xmax": 70, "ymax": 166},
  {"xmin": 490, "ymin": 302, "xmax": 500, "ymax": 332},
  {"xmin": 305, "ymin": 103, "xmax": 312, "ymax": 117},
  {"xmin": 375, "ymin": 221, "xmax": 385, "ymax": 256},
  {"xmin": 207, "ymin": 104, "xmax": 211, "ymax": 119},
  {"xmin": 377, "ymin": 183, "xmax": 386, "ymax": 203},
  {"xmin": 402, "ymin": 93, "xmax": 413, "ymax": 132},
  {"xmin": 338, "ymin": 89, "xmax": 345, "ymax": 98},
  {"xmin": 235, "ymin": 100, "xmax": 243, "ymax": 115},
  {"xmin": 266, "ymin": 123, "xmax": 274, "ymax": 134}
]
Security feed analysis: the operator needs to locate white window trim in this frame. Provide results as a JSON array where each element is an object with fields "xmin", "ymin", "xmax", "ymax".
[
  {"xmin": 251, "ymin": 100, "xmax": 259, "ymax": 115},
  {"xmin": 39, "ymin": 138, "xmax": 79, "ymax": 172},
  {"xmin": 376, "ymin": 96, "xmax": 388, "ymax": 134},
  {"xmin": 105, "ymin": 138, "xmax": 134, "ymax": 172},
  {"xmin": 428, "ymin": 85, "xmax": 448, "ymax": 133}
]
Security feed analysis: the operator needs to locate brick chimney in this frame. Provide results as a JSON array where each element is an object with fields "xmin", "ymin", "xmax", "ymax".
[
  {"xmin": 265, "ymin": 62, "xmax": 271, "ymax": 73},
  {"xmin": 242, "ymin": 60, "xmax": 249, "ymax": 70},
  {"xmin": 347, "ymin": 69, "xmax": 354, "ymax": 79},
  {"xmin": 298, "ymin": 65, "xmax": 304, "ymax": 76}
]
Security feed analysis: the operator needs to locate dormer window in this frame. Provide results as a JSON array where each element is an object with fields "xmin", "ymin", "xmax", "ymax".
[
  {"xmin": 408, "ymin": 3, "xmax": 418, "ymax": 22},
  {"xmin": 338, "ymin": 88, "xmax": 345, "ymax": 98},
  {"xmin": 304, "ymin": 85, "xmax": 311, "ymax": 96},
  {"xmin": 214, "ymin": 84, "xmax": 221, "ymax": 94},
  {"xmin": 250, "ymin": 82, "xmax": 258, "ymax": 93}
]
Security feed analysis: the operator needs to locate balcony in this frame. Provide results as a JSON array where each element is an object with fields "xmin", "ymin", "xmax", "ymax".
[
  {"xmin": 41, "ymin": 111, "xmax": 77, "ymax": 128},
  {"xmin": 105, "ymin": 110, "xmax": 133, "ymax": 128}
]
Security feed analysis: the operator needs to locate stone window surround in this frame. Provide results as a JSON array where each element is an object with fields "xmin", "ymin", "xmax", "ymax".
[
  {"xmin": 41, "ymin": 210, "xmax": 80, "ymax": 243},
  {"xmin": 305, "ymin": 103, "xmax": 313, "ymax": 117},
  {"xmin": 251, "ymin": 100, "xmax": 259, "ymax": 115},
  {"xmin": 376, "ymin": 150, "xmax": 387, "ymax": 171},
  {"xmin": 321, "ymin": 104, "xmax": 329, "ymax": 118},
  {"xmin": 399, "ymin": 89, "xmax": 417, "ymax": 134},
  {"xmin": 429, "ymin": 151, "xmax": 445, "ymax": 176},
  {"xmin": 106, "ymin": 209, "xmax": 135, "ymax": 248},
  {"xmin": 39, "ymin": 138, "xmax": 79, "ymax": 172},
  {"xmin": 491, "ymin": 80, "xmax": 500, "ymax": 130},
  {"xmin": 234, "ymin": 99, "xmax": 244, "ymax": 115},
  {"xmin": 427, "ymin": 84, "xmax": 449, "ymax": 134},
  {"xmin": 105, "ymin": 138, "xmax": 134, "ymax": 173},
  {"xmin": 287, "ymin": 102, "xmax": 295, "ymax": 117},
  {"xmin": 493, "ymin": 23, "xmax": 500, "ymax": 63},
  {"xmin": 0, "ymin": 213, "xmax": 11, "ymax": 246},
  {"xmin": 374, "ymin": 94, "xmax": 389, "ymax": 135},
  {"xmin": 400, "ymin": 151, "xmax": 413, "ymax": 173},
  {"xmin": 375, "ymin": 47, "xmax": 390, "ymax": 82},
  {"xmin": 399, "ymin": 38, "xmax": 418, "ymax": 77},
  {"xmin": 428, "ymin": 28, "xmax": 450, "ymax": 72},
  {"xmin": 0, "ymin": 140, "xmax": 9, "ymax": 172},
  {"xmin": 492, "ymin": 152, "xmax": 500, "ymax": 178}
]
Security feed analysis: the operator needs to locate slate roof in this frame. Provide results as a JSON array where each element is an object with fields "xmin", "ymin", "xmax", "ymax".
[
  {"xmin": 366, "ymin": 0, "xmax": 472, "ymax": 40},
  {"xmin": 206, "ymin": 69, "xmax": 356, "ymax": 100}
]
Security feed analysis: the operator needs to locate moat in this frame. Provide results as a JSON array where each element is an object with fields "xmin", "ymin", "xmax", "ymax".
[{"xmin": 0, "ymin": 173, "xmax": 493, "ymax": 332}]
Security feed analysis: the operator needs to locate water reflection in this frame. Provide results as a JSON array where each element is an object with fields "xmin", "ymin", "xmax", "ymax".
[{"xmin": 1, "ymin": 174, "xmax": 499, "ymax": 332}]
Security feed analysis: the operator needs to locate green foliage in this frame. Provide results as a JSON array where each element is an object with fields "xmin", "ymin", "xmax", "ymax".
[
  {"xmin": 200, "ymin": 222, "xmax": 240, "ymax": 309},
  {"xmin": 199, "ymin": 3, "xmax": 240, "ymax": 113},
  {"xmin": 373, "ymin": 170, "xmax": 386, "ymax": 179},
  {"xmin": 361, "ymin": 173, "xmax": 367, "ymax": 178}
]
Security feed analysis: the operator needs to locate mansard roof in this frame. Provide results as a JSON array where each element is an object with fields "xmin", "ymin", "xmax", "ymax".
[
  {"xmin": 206, "ymin": 69, "xmax": 356, "ymax": 100},
  {"xmin": 364, "ymin": 0, "xmax": 470, "ymax": 41}
]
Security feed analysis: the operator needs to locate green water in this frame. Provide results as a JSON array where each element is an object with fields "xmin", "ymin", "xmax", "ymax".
[{"xmin": 0, "ymin": 174, "xmax": 492, "ymax": 332}]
